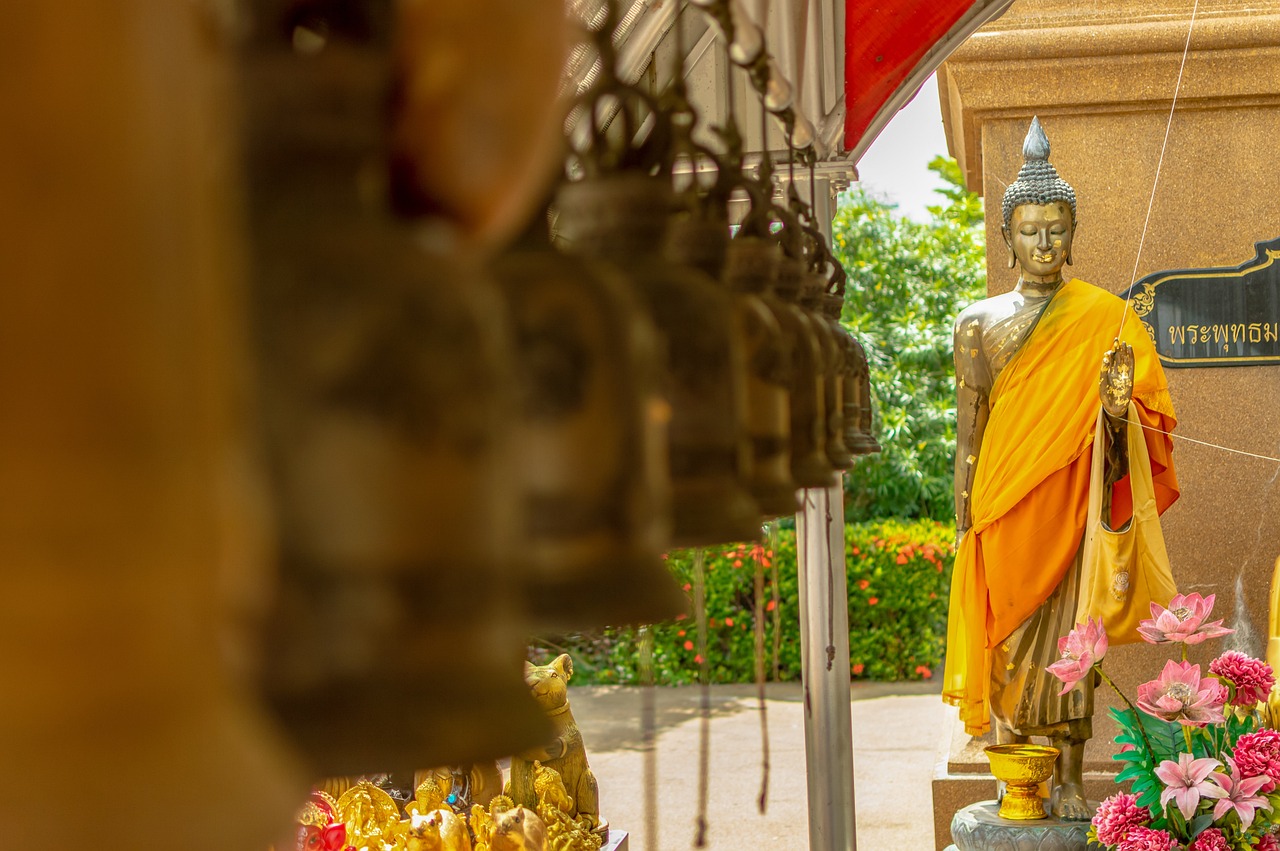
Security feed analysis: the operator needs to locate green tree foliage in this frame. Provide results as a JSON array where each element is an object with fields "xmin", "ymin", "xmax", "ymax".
[{"xmin": 833, "ymin": 156, "xmax": 986, "ymax": 522}]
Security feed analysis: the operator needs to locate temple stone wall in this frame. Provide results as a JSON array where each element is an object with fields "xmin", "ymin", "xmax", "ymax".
[{"xmin": 933, "ymin": 1, "xmax": 1280, "ymax": 846}]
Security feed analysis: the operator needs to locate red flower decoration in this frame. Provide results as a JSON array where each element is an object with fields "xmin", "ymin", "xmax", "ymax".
[
  {"xmin": 1234, "ymin": 729, "xmax": 1280, "ymax": 794},
  {"xmin": 1209, "ymin": 651, "xmax": 1275, "ymax": 706},
  {"xmin": 1091, "ymin": 792, "xmax": 1149, "ymax": 846}
]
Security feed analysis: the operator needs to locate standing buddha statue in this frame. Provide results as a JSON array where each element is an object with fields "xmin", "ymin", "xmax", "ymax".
[{"xmin": 943, "ymin": 117, "xmax": 1181, "ymax": 819}]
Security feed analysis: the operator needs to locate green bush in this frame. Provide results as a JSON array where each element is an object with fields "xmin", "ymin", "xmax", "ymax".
[{"xmin": 529, "ymin": 518, "xmax": 955, "ymax": 684}]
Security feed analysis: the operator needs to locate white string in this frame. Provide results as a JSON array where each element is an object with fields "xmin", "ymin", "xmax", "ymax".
[
  {"xmin": 1124, "ymin": 417, "xmax": 1280, "ymax": 465},
  {"xmin": 1117, "ymin": 0, "xmax": 1200, "ymax": 341}
]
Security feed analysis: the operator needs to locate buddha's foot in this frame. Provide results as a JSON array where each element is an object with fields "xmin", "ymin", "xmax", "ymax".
[{"xmin": 1050, "ymin": 782, "xmax": 1090, "ymax": 821}]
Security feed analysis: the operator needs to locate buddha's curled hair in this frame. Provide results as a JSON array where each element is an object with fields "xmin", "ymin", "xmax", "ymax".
[{"xmin": 1001, "ymin": 116, "xmax": 1077, "ymax": 227}]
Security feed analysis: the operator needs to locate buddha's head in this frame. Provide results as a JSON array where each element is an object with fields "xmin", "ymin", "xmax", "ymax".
[{"xmin": 1001, "ymin": 117, "xmax": 1077, "ymax": 283}]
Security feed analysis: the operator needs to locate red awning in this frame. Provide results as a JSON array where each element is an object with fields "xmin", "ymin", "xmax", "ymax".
[{"xmin": 844, "ymin": 0, "xmax": 1013, "ymax": 160}]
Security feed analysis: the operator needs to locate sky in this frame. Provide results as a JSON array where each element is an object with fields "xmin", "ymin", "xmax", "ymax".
[{"xmin": 851, "ymin": 73, "xmax": 951, "ymax": 222}]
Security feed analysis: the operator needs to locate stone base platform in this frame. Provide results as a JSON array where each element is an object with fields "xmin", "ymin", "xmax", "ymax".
[{"xmin": 946, "ymin": 801, "xmax": 1094, "ymax": 851}]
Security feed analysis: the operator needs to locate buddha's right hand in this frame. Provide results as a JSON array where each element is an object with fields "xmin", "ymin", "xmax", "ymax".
[{"xmin": 1099, "ymin": 338, "xmax": 1134, "ymax": 419}]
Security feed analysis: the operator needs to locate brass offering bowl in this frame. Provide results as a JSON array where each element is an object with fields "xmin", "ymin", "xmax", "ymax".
[{"xmin": 984, "ymin": 744, "xmax": 1059, "ymax": 820}]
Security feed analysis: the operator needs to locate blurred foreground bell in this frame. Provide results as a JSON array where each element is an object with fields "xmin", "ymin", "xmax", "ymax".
[
  {"xmin": 491, "ymin": 215, "xmax": 686, "ymax": 629},
  {"xmin": 772, "ymin": 254, "xmax": 839, "ymax": 489},
  {"xmin": 239, "ymin": 1, "xmax": 548, "ymax": 778},
  {"xmin": 722, "ymin": 237, "xmax": 802, "ymax": 518},
  {"xmin": 558, "ymin": 175, "xmax": 760, "ymax": 546},
  {"xmin": 0, "ymin": 2, "xmax": 305, "ymax": 846}
]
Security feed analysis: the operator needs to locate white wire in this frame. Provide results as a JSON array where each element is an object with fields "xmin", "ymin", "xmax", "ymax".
[
  {"xmin": 1124, "ymin": 417, "xmax": 1280, "ymax": 465},
  {"xmin": 1117, "ymin": 0, "xmax": 1200, "ymax": 341}
]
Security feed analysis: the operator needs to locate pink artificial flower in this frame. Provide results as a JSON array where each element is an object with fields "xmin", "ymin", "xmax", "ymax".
[
  {"xmin": 1209, "ymin": 651, "xmax": 1276, "ymax": 706},
  {"xmin": 1117, "ymin": 825, "xmax": 1179, "ymax": 851},
  {"xmin": 1137, "ymin": 593, "xmax": 1234, "ymax": 645},
  {"xmin": 1208, "ymin": 760, "xmax": 1273, "ymax": 831},
  {"xmin": 1253, "ymin": 832, "xmax": 1280, "ymax": 851},
  {"xmin": 1137, "ymin": 660, "xmax": 1228, "ymax": 726},
  {"xmin": 1154, "ymin": 752, "xmax": 1226, "ymax": 821},
  {"xmin": 1189, "ymin": 827, "xmax": 1230, "ymax": 851},
  {"xmin": 1092, "ymin": 792, "xmax": 1150, "ymax": 846},
  {"xmin": 1046, "ymin": 617, "xmax": 1109, "ymax": 695},
  {"xmin": 1234, "ymin": 729, "xmax": 1280, "ymax": 794}
]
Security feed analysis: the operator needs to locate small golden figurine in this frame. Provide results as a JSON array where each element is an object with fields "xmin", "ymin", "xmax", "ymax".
[
  {"xmin": 472, "ymin": 797, "xmax": 546, "ymax": 851},
  {"xmin": 335, "ymin": 780, "xmax": 402, "ymax": 849},
  {"xmin": 532, "ymin": 763, "xmax": 603, "ymax": 851}
]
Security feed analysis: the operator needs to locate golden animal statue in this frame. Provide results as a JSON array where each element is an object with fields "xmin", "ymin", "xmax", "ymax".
[
  {"xmin": 944, "ymin": 116, "xmax": 1180, "ymax": 820},
  {"xmin": 472, "ymin": 797, "xmax": 547, "ymax": 851},
  {"xmin": 508, "ymin": 656, "xmax": 600, "ymax": 830},
  {"xmin": 386, "ymin": 809, "xmax": 472, "ymax": 851}
]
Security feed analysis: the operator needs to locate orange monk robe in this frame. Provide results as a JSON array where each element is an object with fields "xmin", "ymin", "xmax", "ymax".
[{"xmin": 943, "ymin": 278, "xmax": 1178, "ymax": 736}]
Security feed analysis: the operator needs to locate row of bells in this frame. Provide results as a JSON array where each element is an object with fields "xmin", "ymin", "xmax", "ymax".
[{"xmin": 239, "ymin": 1, "xmax": 879, "ymax": 782}]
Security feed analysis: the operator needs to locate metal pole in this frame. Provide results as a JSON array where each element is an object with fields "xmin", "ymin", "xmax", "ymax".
[{"xmin": 796, "ymin": 482, "xmax": 856, "ymax": 850}]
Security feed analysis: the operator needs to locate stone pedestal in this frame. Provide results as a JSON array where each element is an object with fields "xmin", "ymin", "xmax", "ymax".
[
  {"xmin": 935, "ymin": 0, "xmax": 1280, "ymax": 844},
  {"xmin": 946, "ymin": 802, "xmax": 1094, "ymax": 851}
]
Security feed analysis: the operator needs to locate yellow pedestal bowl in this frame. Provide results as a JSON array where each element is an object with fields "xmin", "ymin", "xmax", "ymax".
[{"xmin": 984, "ymin": 744, "xmax": 1059, "ymax": 820}]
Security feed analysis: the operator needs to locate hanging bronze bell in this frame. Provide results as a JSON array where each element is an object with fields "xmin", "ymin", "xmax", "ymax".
[
  {"xmin": 842, "ymin": 332, "xmax": 882, "ymax": 455},
  {"xmin": 557, "ymin": 174, "xmax": 761, "ymax": 547},
  {"xmin": 239, "ymin": 1, "xmax": 549, "ymax": 779},
  {"xmin": 490, "ymin": 215, "xmax": 686, "ymax": 630},
  {"xmin": 808, "ymin": 286, "xmax": 860, "ymax": 470},
  {"xmin": 667, "ymin": 215, "xmax": 798, "ymax": 520},
  {"xmin": 771, "ymin": 253, "xmax": 839, "ymax": 489},
  {"xmin": 721, "ymin": 236, "xmax": 802, "ymax": 518}
]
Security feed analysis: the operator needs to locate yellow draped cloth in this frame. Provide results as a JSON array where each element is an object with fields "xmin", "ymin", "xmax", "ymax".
[{"xmin": 943, "ymin": 278, "xmax": 1179, "ymax": 736}]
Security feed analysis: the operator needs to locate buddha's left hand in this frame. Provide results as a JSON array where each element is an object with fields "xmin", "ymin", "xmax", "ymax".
[{"xmin": 1099, "ymin": 338, "xmax": 1134, "ymax": 418}]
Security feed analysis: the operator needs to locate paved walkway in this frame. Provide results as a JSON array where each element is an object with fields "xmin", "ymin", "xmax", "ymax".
[{"xmin": 571, "ymin": 681, "xmax": 945, "ymax": 850}]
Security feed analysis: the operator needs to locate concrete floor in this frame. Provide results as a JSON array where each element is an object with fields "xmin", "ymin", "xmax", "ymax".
[{"xmin": 571, "ymin": 681, "xmax": 944, "ymax": 850}]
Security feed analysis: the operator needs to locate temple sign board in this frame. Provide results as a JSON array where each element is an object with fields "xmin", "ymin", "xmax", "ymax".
[{"xmin": 1120, "ymin": 236, "xmax": 1280, "ymax": 367}]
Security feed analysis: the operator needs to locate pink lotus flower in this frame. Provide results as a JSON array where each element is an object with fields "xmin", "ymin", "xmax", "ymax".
[
  {"xmin": 1116, "ymin": 825, "xmax": 1178, "ymax": 851},
  {"xmin": 1046, "ymin": 617, "xmax": 1108, "ymax": 695},
  {"xmin": 1209, "ymin": 651, "xmax": 1276, "ymax": 706},
  {"xmin": 1208, "ymin": 759, "xmax": 1273, "ymax": 830},
  {"xmin": 1137, "ymin": 660, "xmax": 1228, "ymax": 726},
  {"xmin": 1189, "ymin": 827, "xmax": 1230, "ymax": 851},
  {"xmin": 1092, "ymin": 792, "xmax": 1150, "ymax": 846},
  {"xmin": 1234, "ymin": 729, "xmax": 1280, "ymax": 794},
  {"xmin": 1137, "ymin": 593, "xmax": 1233, "ymax": 645},
  {"xmin": 1154, "ymin": 752, "xmax": 1226, "ymax": 821}
]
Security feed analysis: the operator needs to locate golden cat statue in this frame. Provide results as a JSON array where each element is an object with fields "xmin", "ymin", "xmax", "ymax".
[{"xmin": 507, "ymin": 655, "xmax": 600, "ymax": 829}]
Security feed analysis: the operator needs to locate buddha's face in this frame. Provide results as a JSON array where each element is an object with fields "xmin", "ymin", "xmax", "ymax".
[{"xmin": 1004, "ymin": 201, "xmax": 1074, "ymax": 283}]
